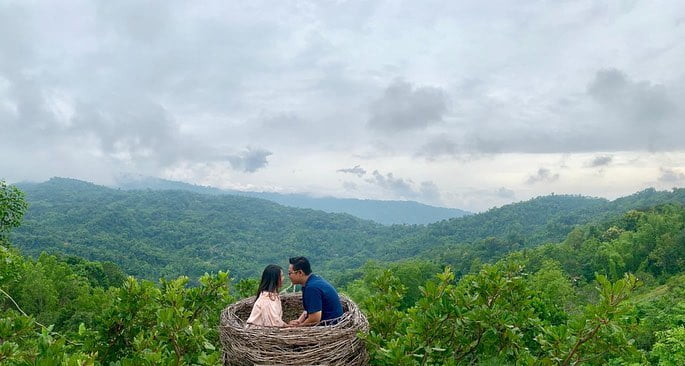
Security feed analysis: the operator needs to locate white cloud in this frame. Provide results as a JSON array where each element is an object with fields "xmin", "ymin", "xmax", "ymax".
[{"xmin": 1, "ymin": 0, "xmax": 684, "ymax": 211}]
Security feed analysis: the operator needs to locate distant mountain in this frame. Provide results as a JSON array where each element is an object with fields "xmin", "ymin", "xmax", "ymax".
[
  {"xmin": 13, "ymin": 177, "xmax": 415, "ymax": 281},
  {"xmin": 12, "ymin": 177, "xmax": 685, "ymax": 283},
  {"xmin": 114, "ymin": 175, "xmax": 471, "ymax": 225}
]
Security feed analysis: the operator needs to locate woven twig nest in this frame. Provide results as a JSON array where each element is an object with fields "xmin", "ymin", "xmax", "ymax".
[{"xmin": 220, "ymin": 292, "xmax": 369, "ymax": 365}]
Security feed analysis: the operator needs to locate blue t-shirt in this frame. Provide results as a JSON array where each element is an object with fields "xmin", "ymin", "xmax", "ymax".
[{"xmin": 302, "ymin": 274, "xmax": 343, "ymax": 323}]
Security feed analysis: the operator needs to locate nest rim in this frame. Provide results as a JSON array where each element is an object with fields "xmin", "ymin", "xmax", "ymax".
[{"xmin": 220, "ymin": 292, "xmax": 369, "ymax": 365}]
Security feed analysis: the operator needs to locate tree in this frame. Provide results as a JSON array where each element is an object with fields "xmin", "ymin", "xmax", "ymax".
[{"xmin": 0, "ymin": 180, "xmax": 29, "ymax": 244}]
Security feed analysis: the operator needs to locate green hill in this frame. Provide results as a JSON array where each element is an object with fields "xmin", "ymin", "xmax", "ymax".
[
  {"xmin": 13, "ymin": 178, "xmax": 414, "ymax": 280},
  {"xmin": 382, "ymin": 188, "xmax": 685, "ymax": 274},
  {"xmin": 12, "ymin": 178, "xmax": 685, "ymax": 283}
]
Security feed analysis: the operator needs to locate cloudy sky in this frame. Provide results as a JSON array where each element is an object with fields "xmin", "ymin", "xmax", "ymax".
[{"xmin": 1, "ymin": 0, "xmax": 684, "ymax": 212}]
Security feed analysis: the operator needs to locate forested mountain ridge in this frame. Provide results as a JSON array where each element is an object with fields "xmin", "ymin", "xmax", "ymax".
[
  {"xmin": 11, "ymin": 178, "xmax": 685, "ymax": 283},
  {"xmin": 13, "ymin": 177, "xmax": 415, "ymax": 280},
  {"xmin": 383, "ymin": 188, "xmax": 685, "ymax": 274},
  {"xmin": 416, "ymin": 188, "xmax": 685, "ymax": 250},
  {"xmin": 114, "ymin": 175, "xmax": 471, "ymax": 225}
]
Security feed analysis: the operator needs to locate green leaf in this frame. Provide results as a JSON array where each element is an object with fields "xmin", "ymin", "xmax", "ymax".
[{"xmin": 203, "ymin": 341, "xmax": 216, "ymax": 351}]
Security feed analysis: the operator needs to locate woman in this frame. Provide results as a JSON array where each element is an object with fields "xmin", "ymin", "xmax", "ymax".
[{"xmin": 246, "ymin": 264, "xmax": 287, "ymax": 327}]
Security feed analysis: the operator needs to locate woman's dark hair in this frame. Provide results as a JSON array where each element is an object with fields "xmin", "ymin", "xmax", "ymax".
[
  {"xmin": 255, "ymin": 264, "xmax": 283, "ymax": 300},
  {"xmin": 289, "ymin": 256, "xmax": 312, "ymax": 275}
]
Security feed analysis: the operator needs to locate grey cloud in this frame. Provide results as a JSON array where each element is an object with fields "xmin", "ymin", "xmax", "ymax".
[
  {"xmin": 526, "ymin": 168, "xmax": 559, "ymax": 184},
  {"xmin": 658, "ymin": 167, "xmax": 685, "ymax": 183},
  {"xmin": 587, "ymin": 69, "xmax": 630, "ymax": 104},
  {"xmin": 586, "ymin": 68, "xmax": 682, "ymax": 151},
  {"xmin": 71, "ymin": 97, "xmax": 183, "ymax": 164},
  {"xmin": 368, "ymin": 80, "xmax": 447, "ymax": 133},
  {"xmin": 588, "ymin": 155, "xmax": 613, "ymax": 167},
  {"xmin": 226, "ymin": 147, "xmax": 272, "ymax": 173},
  {"xmin": 423, "ymin": 69, "xmax": 685, "ymax": 158},
  {"xmin": 369, "ymin": 170, "xmax": 415, "ymax": 198},
  {"xmin": 3, "ymin": 0, "xmax": 685, "ymax": 193},
  {"xmin": 1, "ymin": 70, "xmax": 214, "ymax": 170},
  {"xmin": 0, "ymin": 0, "xmax": 284, "ymax": 176},
  {"xmin": 337, "ymin": 165, "xmax": 366, "ymax": 176},
  {"xmin": 588, "ymin": 69, "xmax": 676, "ymax": 126},
  {"xmin": 367, "ymin": 170, "xmax": 441, "ymax": 203},
  {"xmin": 496, "ymin": 187, "xmax": 515, "ymax": 199}
]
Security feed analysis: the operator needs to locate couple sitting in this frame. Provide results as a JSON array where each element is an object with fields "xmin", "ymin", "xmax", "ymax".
[{"xmin": 246, "ymin": 256, "xmax": 343, "ymax": 327}]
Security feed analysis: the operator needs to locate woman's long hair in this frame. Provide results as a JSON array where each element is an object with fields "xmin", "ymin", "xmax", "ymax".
[{"xmin": 255, "ymin": 264, "xmax": 283, "ymax": 301}]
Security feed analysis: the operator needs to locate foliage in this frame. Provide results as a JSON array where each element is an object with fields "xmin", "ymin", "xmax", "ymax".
[
  {"xmin": 235, "ymin": 277, "xmax": 259, "ymax": 299},
  {"xmin": 651, "ymin": 327, "xmax": 685, "ymax": 365},
  {"xmin": 0, "ymin": 177, "xmax": 232, "ymax": 366},
  {"xmin": 4, "ymin": 181, "xmax": 685, "ymax": 364},
  {"xmin": 0, "ymin": 310, "xmax": 98, "ymax": 365},
  {"xmin": 535, "ymin": 274, "xmax": 640, "ymax": 365},
  {"xmin": 89, "ymin": 273, "xmax": 230, "ymax": 365},
  {"xmin": 344, "ymin": 259, "xmax": 440, "ymax": 310},
  {"xmin": 0, "ymin": 180, "xmax": 29, "ymax": 244},
  {"xmin": 528, "ymin": 260, "xmax": 575, "ymax": 326},
  {"xmin": 520, "ymin": 204, "xmax": 685, "ymax": 284},
  {"xmin": 360, "ymin": 262, "xmax": 640, "ymax": 365},
  {"xmin": 1, "ymin": 245, "xmax": 231, "ymax": 365},
  {"xmin": 357, "ymin": 269, "xmax": 407, "ymax": 362},
  {"xmin": 623, "ymin": 274, "xmax": 685, "ymax": 360}
]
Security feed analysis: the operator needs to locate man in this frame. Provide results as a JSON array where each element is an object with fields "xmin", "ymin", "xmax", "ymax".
[{"xmin": 287, "ymin": 256, "xmax": 343, "ymax": 326}]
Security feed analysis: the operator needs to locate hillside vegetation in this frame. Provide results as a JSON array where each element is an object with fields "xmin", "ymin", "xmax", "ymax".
[
  {"xmin": 12, "ymin": 178, "xmax": 685, "ymax": 283},
  {"xmin": 386, "ymin": 188, "xmax": 685, "ymax": 276},
  {"xmin": 3, "ymin": 180, "xmax": 685, "ymax": 364},
  {"xmin": 13, "ymin": 178, "xmax": 413, "ymax": 280}
]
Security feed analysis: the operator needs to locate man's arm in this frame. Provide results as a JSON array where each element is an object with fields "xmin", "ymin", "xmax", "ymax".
[
  {"xmin": 288, "ymin": 311, "xmax": 307, "ymax": 326},
  {"xmin": 296, "ymin": 311, "xmax": 321, "ymax": 327},
  {"xmin": 292, "ymin": 287, "xmax": 323, "ymax": 326}
]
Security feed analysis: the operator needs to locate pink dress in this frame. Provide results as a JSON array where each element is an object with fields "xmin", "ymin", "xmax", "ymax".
[{"xmin": 246, "ymin": 292, "xmax": 287, "ymax": 327}]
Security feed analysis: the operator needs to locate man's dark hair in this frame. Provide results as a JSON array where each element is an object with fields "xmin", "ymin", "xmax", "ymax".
[{"xmin": 289, "ymin": 256, "xmax": 312, "ymax": 275}]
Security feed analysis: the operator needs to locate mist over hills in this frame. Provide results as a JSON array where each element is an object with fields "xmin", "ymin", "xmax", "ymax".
[
  {"xmin": 10, "ymin": 177, "xmax": 685, "ymax": 282},
  {"xmin": 114, "ymin": 175, "xmax": 471, "ymax": 225}
]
